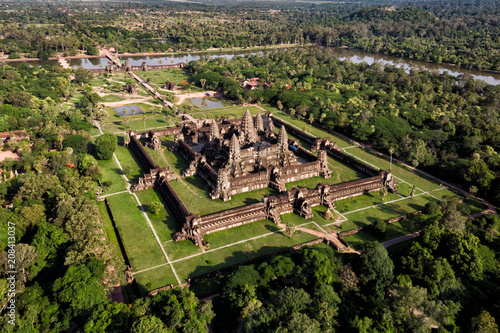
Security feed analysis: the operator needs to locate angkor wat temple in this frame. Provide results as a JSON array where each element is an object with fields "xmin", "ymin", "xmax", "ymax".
[{"xmin": 127, "ymin": 111, "xmax": 398, "ymax": 247}]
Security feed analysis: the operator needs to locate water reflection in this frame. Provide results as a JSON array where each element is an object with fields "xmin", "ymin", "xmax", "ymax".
[{"xmin": 328, "ymin": 47, "xmax": 500, "ymax": 86}]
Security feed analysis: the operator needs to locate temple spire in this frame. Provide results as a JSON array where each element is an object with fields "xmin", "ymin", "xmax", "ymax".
[
  {"xmin": 241, "ymin": 109, "xmax": 257, "ymax": 144},
  {"xmin": 254, "ymin": 112, "xmax": 264, "ymax": 132},
  {"xmin": 209, "ymin": 121, "xmax": 220, "ymax": 141},
  {"xmin": 278, "ymin": 125, "xmax": 288, "ymax": 148},
  {"xmin": 229, "ymin": 133, "xmax": 240, "ymax": 157}
]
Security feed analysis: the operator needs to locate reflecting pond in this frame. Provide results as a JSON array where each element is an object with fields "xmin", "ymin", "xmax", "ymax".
[
  {"xmin": 189, "ymin": 97, "xmax": 224, "ymax": 109},
  {"xmin": 114, "ymin": 105, "xmax": 144, "ymax": 116}
]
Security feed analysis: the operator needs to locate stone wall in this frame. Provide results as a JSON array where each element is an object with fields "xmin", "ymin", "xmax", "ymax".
[
  {"xmin": 128, "ymin": 133, "xmax": 160, "ymax": 173},
  {"xmin": 155, "ymin": 176, "xmax": 195, "ymax": 225}
]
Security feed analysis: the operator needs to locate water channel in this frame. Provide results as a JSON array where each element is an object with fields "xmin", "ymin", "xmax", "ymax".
[{"xmin": 4, "ymin": 47, "xmax": 500, "ymax": 85}]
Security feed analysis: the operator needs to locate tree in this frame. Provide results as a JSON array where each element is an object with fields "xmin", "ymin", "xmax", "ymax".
[
  {"xmin": 424, "ymin": 201, "xmax": 440, "ymax": 215},
  {"xmin": 121, "ymin": 165, "xmax": 131, "ymax": 176},
  {"xmin": 200, "ymin": 78, "xmax": 207, "ymax": 91},
  {"xmin": 372, "ymin": 219, "xmax": 386, "ymax": 237},
  {"xmin": 95, "ymin": 134, "xmax": 117, "ymax": 160},
  {"xmin": 74, "ymin": 67, "xmax": 93, "ymax": 86},
  {"xmin": 53, "ymin": 263, "xmax": 107, "ymax": 314},
  {"xmin": 410, "ymin": 184, "xmax": 416, "ymax": 198},
  {"xmin": 379, "ymin": 187, "xmax": 388, "ymax": 201},
  {"xmin": 441, "ymin": 210, "xmax": 466, "ymax": 234},
  {"xmin": 277, "ymin": 100, "xmax": 283, "ymax": 111},
  {"xmin": 131, "ymin": 316, "xmax": 166, "ymax": 333},
  {"xmin": 286, "ymin": 222, "xmax": 296, "ymax": 238},
  {"xmin": 150, "ymin": 201, "xmax": 162, "ymax": 215},
  {"xmin": 470, "ymin": 311, "xmax": 499, "ymax": 333},
  {"xmin": 389, "ymin": 284, "xmax": 459, "ymax": 332},
  {"xmin": 359, "ymin": 242, "xmax": 394, "ymax": 298},
  {"xmin": 63, "ymin": 135, "xmax": 90, "ymax": 155}
]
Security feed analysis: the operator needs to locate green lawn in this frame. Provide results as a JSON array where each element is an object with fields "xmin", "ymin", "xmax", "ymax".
[
  {"xmin": 343, "ymin": 148, "xmax": 441, "ymax": 192},
  {"xmin": 343, "ymin": 213, "xmax": 430, "ymax": 250},
  {"xmin": 172, "ymin": 222, "xmax": 320, "ymax": 283},
  {"xmin": 114, "ymin": 145, "xmax": 144, "ymax": 183},
  {"xmin": 169, "ymin": 176, "xmax": 278, "ymax": 216},
  {"xmin": 134, "ymin": 189, "xmax": 181, "ymax": 242},
  {"xmin": 272, "ymin": 111, "xmax": 352, "ymax": 148},
  {"xmin": 188, "ymin": 106, "xmax": 262, "ymax": 119},
  {"xmin": 140, "ymin": 68, "xmax": 190, "ymax": 86},
  {"xmin": 134, "ymin": 264, "xmax": 178, "ymax": 291},
  {"xmin": 97, "ymin": 157, "xmax": 128, "ymax": 194},
  {"xmin": 98, "ymin": 201, "xmax": 127, "ymax": 284},
  {"xmin": 106, "ymin": 193, "xmax": 167, "ymax": 272},
  {"xmin": 328, "ymin": 194, "xmax": 437, "ymax": 232}
]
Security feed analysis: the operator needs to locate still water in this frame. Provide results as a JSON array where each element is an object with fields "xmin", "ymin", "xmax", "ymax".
[
  {"xmin": 189, "ymin": 97, "xmax": 224, "ymax": 109},
  {"xmin": 4, "ymin": 47, "xmax": 500, "ymax": 85},
  {"xmin": 114, "ymin": 105, "xmax": 144, "ymax": 116}
]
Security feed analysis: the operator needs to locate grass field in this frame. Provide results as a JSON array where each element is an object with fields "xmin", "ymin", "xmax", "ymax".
[
  {"xmin": 97, "ymin": 157, "xmax": 128, "ymax": 194},
  {"xmin": 188, "ymin": 106, "xmax": 262, "ymax": 119},
  {"xmin": 106, "ymin": 193, "xmax": 167, "ymax": 272},
  {"xmin": 343, "ymin": 214, "xmax": 428, "ymax": 250},
  {"xmin": 272, "ymin": 111, "xmax": 352, "ymax": 148}
]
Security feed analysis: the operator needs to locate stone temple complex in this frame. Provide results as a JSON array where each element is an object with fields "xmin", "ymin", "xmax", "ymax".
[{"xmin": 127, "ymin": 111, "xmax": 398, "ymax": 246}]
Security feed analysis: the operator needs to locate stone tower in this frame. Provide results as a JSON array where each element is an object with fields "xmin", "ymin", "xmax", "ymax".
[
  {"xmin": 228, "ymin": 133, "xmax": 242, "ymax": 176},
  {"xmin": 278, "ymin": 125, "xmax": 288, "ymax": 150},
  {"xmin": 212, "ymin": 168, "xmax": 231, "ymax": 201},
  {"xmin": 268, "ymin": 118, "xmax": 275, "ymax": 133},
  {"xmin": 209, "ymin": 121, "xmax": 220, "ymax": 141},
  {"xmin": 254, "ymin": 112, "xmax": 264, "ymax": 133},
  {"xmin": 277, "ymin": 125, "xmax": 293, "ymax": 167},
  {"xmin": 318, "ymin": 150, "xmax": 332, "ymax": 178},
  {"xmin": 241, "ymin": 109, "xmax": 257, "ymax": 144}
]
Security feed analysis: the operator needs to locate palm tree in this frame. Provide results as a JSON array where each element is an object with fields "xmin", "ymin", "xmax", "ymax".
[
  {"xmin": 309, "ymin": 114, "xmax": 314, "ymax": 133},
  {"xmin": 379, "ymin": 187, "xmax": 388, "ymax": 201},
  {"xmin": 142, "ymin": 114, "xmax": 147, "ymax": 130}
]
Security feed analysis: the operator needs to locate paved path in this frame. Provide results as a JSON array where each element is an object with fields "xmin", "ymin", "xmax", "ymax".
[
  {"xmin": 275, "ymin": 221, "xmax": 351, "ymax": 252},
  {"xmin": 382, "ymin": 231, "xmax": 421, "ymax": 248},
  {"xmin": 58, "ymin": 56, "xmax": 70, "ymax": 69}
]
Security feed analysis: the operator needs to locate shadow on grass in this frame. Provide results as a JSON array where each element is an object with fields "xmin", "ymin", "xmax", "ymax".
[
  {"xmin": 186, "ymin": 246, "xmax": 288, "ymax": 280},
  {"xmin": 154, "ymin": 188, "xmax": 183, "ymax": 235},
  {"xmin": 265, "ymin": 223, "xmax": 282, "ymax": 233}
]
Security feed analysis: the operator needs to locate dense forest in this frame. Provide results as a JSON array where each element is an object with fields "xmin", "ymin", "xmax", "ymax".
[
  {"xmin": 207, "ymin": 204, "xmax": 500, "ymax": 332},
  {"xmin": 0, "ymin": 63, "xmax": 214, "ymax": 331},
  {"xmin": 0, "ymin": 0, "xmax": 498, "ymax": 70},
  {"xmin": 188, "ymin": 48, "xmax": 500, "ymax": 205}
]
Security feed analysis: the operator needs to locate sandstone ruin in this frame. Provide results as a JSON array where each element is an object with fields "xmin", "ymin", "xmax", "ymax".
[{"xmin": 127, "ymin": 111, "xmax": 398, "ymax": 246}]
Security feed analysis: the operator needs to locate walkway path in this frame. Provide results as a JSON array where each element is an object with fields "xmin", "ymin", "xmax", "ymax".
[
  {"xmin": 275, "ymin": 220, "xmax": 353, "ymax": 252},
  {"xmin": 58, "ymin": 56, "xmax": 70, "ymax": 69},
  {"xmin": 103, "ymin": 49, "xmax": 122, "ymax": 67},
  {"xmin": 130, "ymin": 71, "xmax": 174, "ymax": 108},
  {"xmin": 382, "ymin": 231, "xmax": 421, "ymax": 248}
]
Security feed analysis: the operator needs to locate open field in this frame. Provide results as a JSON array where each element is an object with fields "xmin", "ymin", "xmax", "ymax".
[
  {"xmin": 106, "ymin": 193, "xmax": 167, "ymax": 272},
  {"xmin": 188, "ymin": 105, "xmax": 262, "ymax": 119},
  {"xmin": 96, "ymin": 103, "xmax": 480, "ymax": 292},
  {"xmin": 97, "ymin": 157, "xmax": 128, "ymax": 194}
]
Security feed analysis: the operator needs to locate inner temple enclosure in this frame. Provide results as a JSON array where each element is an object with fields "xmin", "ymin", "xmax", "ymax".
[{"xmin": 127, "ymin": 111, "xmax": 398, "ymax": 246}]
